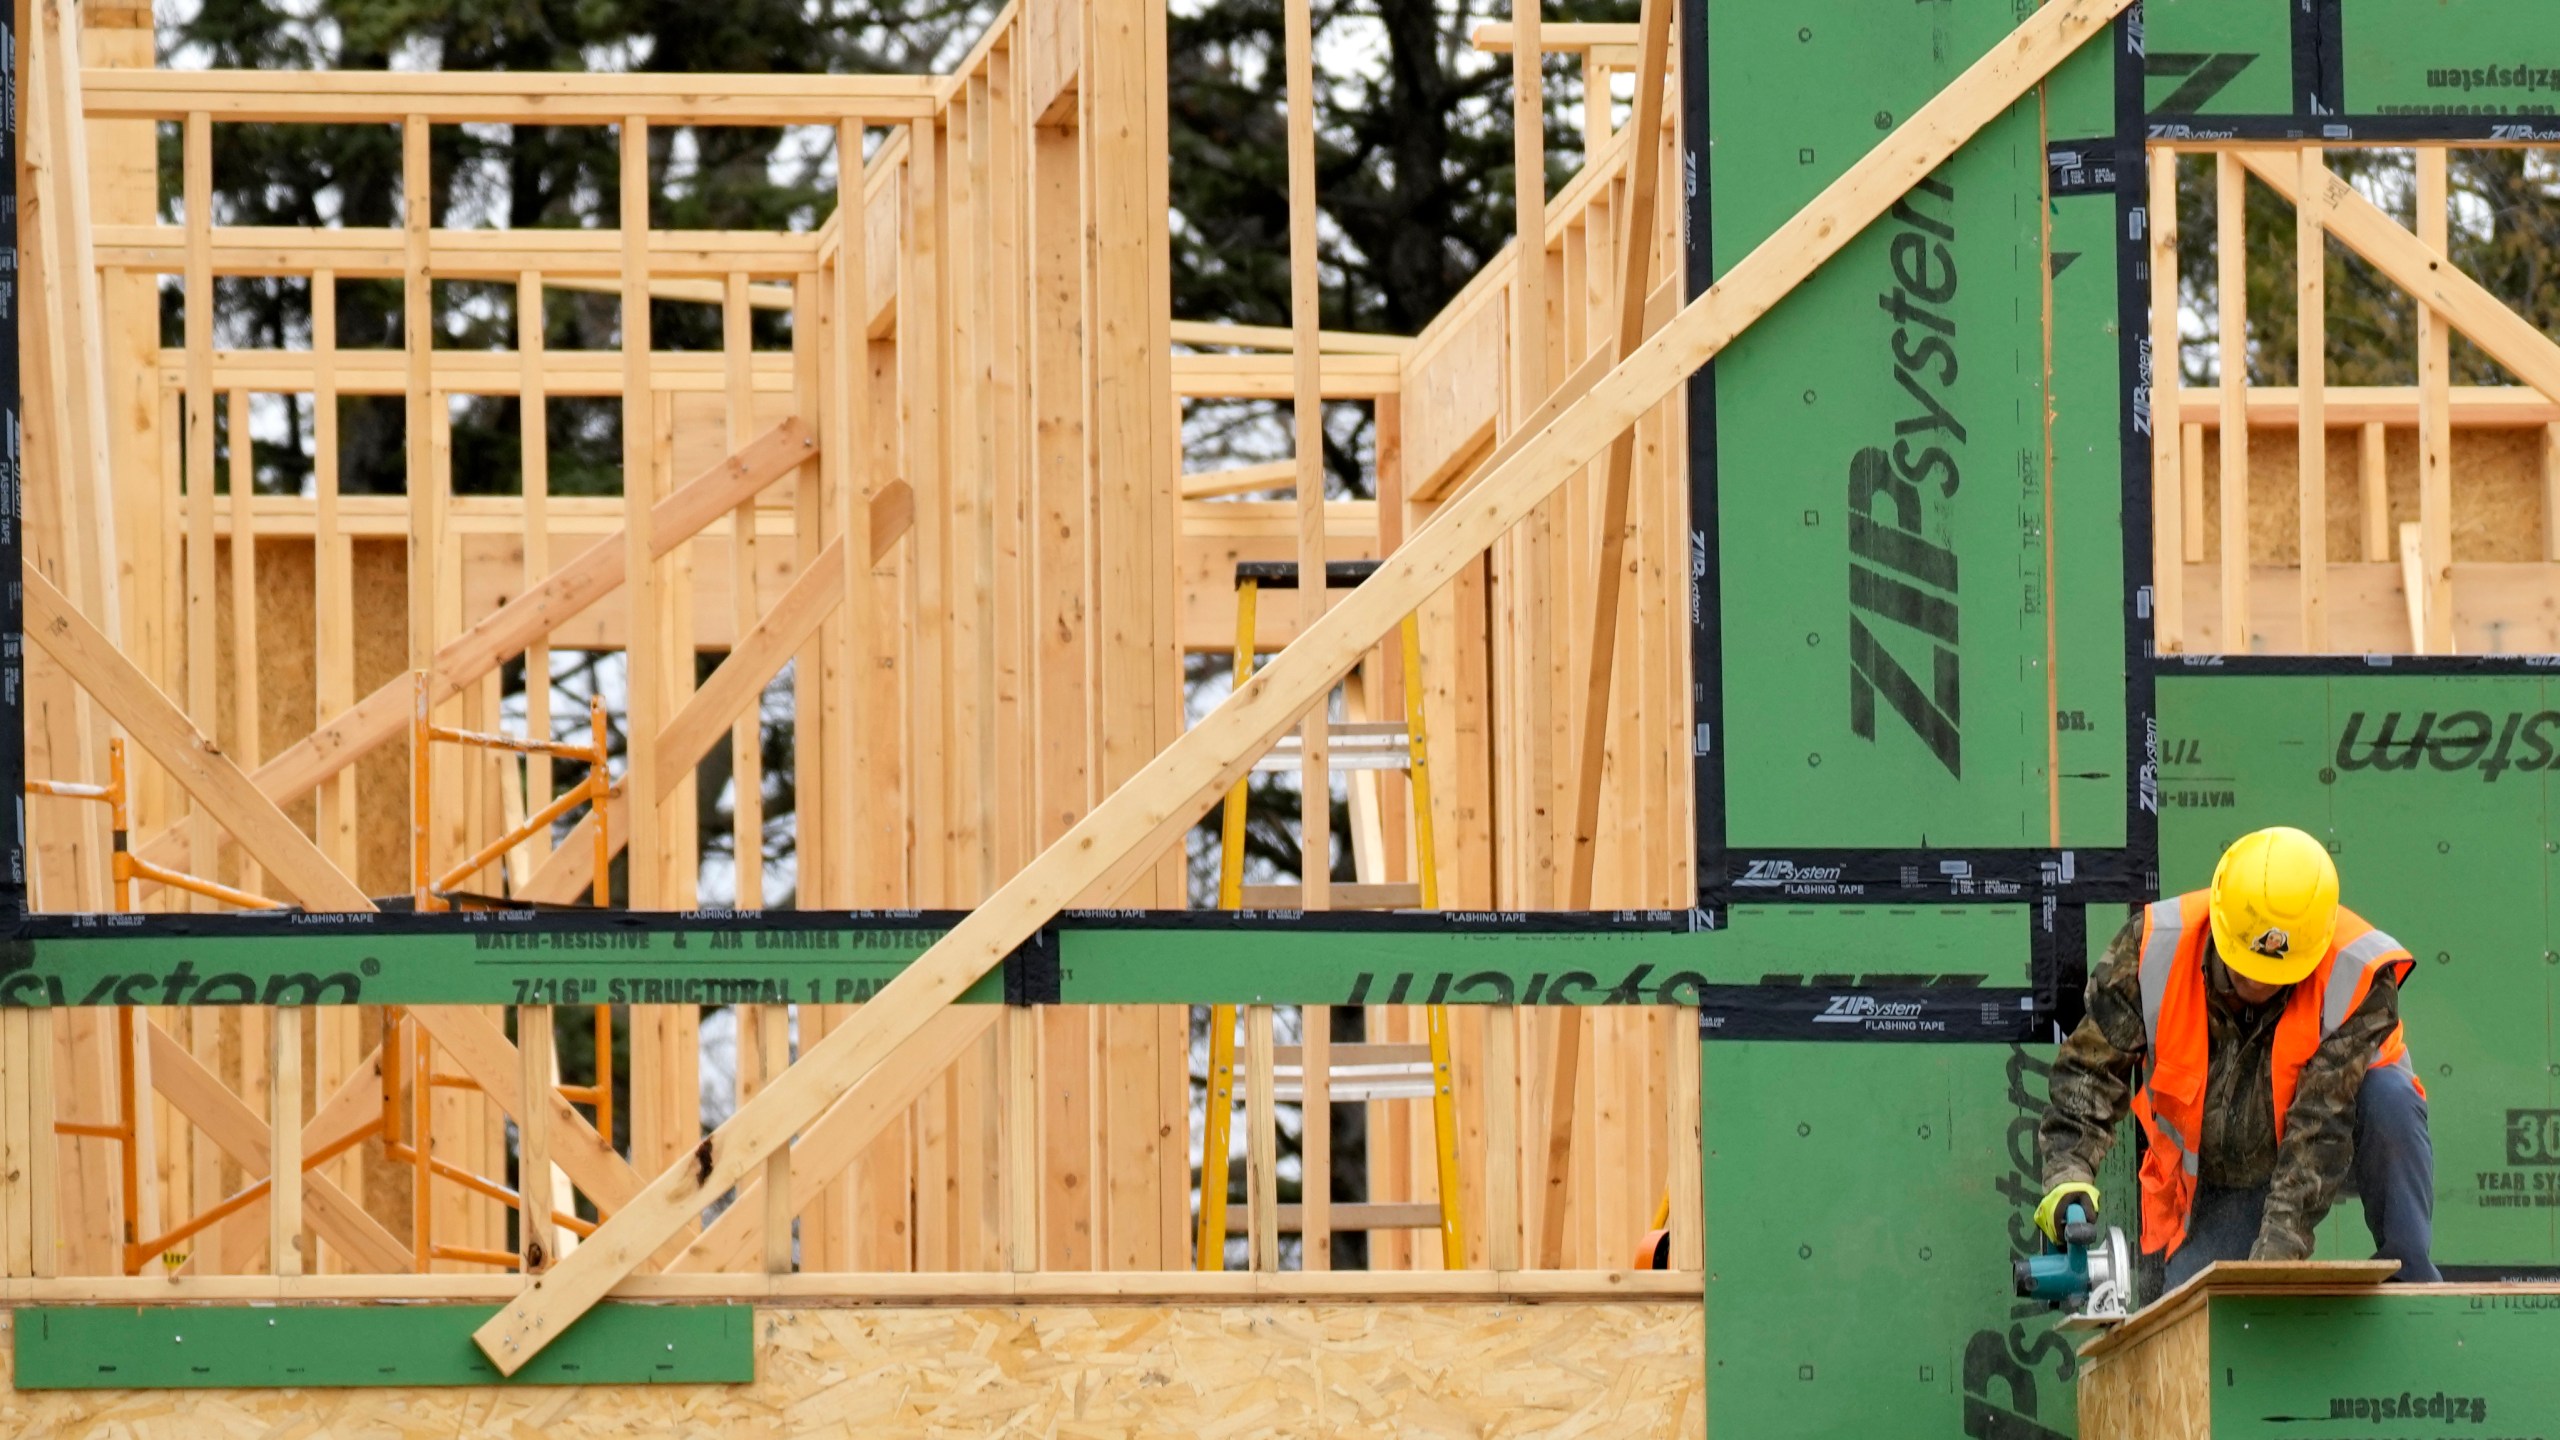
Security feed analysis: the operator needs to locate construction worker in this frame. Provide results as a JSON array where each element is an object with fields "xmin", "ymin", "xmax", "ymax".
[{"xmin": 2034, "ymin": 825, "xmax": 2440, "ymax": 1290}]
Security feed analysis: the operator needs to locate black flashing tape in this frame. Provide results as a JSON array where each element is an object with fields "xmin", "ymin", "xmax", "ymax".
[
  {"xmin": 2152, "ymin": 654, "xmax": 2560, "ymax": 678},
  {"xmin": 1051, "ymin": 906, "xmax": 1703, "ymax": 935},
  {"xmin": 1697, "ymin": 985, "xmax": 2051, "ymax": 1044},
  {"xmin": 10, "ymin": 906, "xmax": 981, "ymax": 944},
  {"xmin": 2313, "ymin": 0, "xmax": 2345, "ymax": 116},
  {"xmin": 1681, "ymin": 0, "xmax": 1723, "ymax": 914},
  {"xmin": 2032, "ymin": 899, "xmax": 2091, "ymax": 1036},
  {"xmin": 1004, "ymin": 927, "xmax": 1061, "ymax": 1005},
  {"xmin": 2146, "ymin": 115, "xmax": 2560, "ymax": 144},
  {"xmin": 2046, "ymin": 138, "xmax": 2120, "ymax": 200},
  {"xmin": 2115, "ymin": 12, "xmax": 2166, "ymax": 901},
  {"xmin": 0, "ymin": 3, "xmax": 25, "ymax": 929},
  {"xmin": 1712, "ymin": 847, "xmax": 2144, "ymax": 906}
]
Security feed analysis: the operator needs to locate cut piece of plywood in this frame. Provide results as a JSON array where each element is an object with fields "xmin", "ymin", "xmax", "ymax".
[
  {"xmin": 0, "ymin": 1302, "xmax": 1702, "ymax": 1435},
  {"xmin": 2077, "ymin": 1296, "xmax": 2208, "ymax": 1440}
]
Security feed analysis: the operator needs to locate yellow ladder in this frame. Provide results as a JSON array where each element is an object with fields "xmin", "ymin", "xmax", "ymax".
[{"xmin": 1196, "ymin": 561, "xmax": 1466, "ymax": 1270}]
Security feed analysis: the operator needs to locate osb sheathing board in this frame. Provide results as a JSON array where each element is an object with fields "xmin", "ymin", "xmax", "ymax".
[
  {"xmin": 2076, "ymin": 1302, "xmax": 2208, "ymax": 1440},
  {"xmin": 0, "ymin": 1302, "xmax": 1704, "ymax": 1438}
]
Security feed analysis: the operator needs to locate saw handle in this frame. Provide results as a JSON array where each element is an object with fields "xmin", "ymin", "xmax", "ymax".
[{"xmin": 2057, "ymin": 1198, "xmax": 2099, "ymax": 1249}]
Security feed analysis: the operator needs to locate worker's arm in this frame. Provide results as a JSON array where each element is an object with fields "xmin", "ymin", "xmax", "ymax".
[
  {"xmin": 2038, "ymin": 914, "xmax": 2150, "ymax": 1189},
  {"xmin": 2253, "ymin": 972, "xmax": 2404, "ymax": 1260}
]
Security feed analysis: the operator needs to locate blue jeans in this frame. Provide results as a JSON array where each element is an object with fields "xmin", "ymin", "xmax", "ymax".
[{"xmin": 2163, "ymin": 1062, "xmax": 2442, "ymax": 1289}]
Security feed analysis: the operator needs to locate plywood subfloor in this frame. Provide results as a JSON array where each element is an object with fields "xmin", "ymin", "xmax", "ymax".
[{"xmin": 0, "ymin": 1302, "xmax": 1702, "ymax": 1438}]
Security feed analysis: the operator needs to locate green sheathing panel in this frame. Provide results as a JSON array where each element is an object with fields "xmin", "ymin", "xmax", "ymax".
[
  {"xmin": 2045, "ymin": 30, "xmax": 2116, "ymax": 140},
  {"xmin": 8, "ymin": 927, "xmax": 1002, "ymax": 1008},
  {"xmin": 1702, "ymin": 1041, "xmax": 2089, "ymax": 1437},
  {"xmin": 2343, "ymin": 0, "xmax": 2560, "ymax": 118},
  {"xmin": 9, "ymin": 1304, "xmax": 753, "ymax": 1388},
  {"xmin": 1057, "ymin": 925, "xmax": 1711, "ymax": 1005},
  {"xmin": 2051, "ymin": 185, "xmax": 2128, "ymax": 849},
  {"xmin": 1703, "ymin": 904, "xmax": 2031, "ymax": 985},
  {"xmin": 2142, "ymin": 0, "xmax": 2293, "ymax": 117},
  {"xmin": 1712, "ymin": 0, "xmax": 2059, "ymax": 850},
  {"xmin": 2158, "ymin": 673, "xmax": 2560, "ymax": 1269},
  {"xmin": 2209, "ymin": 1292, "xmax": 2560, "ymax": 1435}
]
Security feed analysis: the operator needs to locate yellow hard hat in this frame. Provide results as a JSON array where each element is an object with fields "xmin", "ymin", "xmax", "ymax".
[{"xmin": 2208, "ymin": 826, "xmax": 2338, "ymax": 987}]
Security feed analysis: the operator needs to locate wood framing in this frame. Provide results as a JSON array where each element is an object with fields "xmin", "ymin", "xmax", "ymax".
[{"xmin": 468, "ymin": 0, "xmax": 2132, "ymax": 1368}]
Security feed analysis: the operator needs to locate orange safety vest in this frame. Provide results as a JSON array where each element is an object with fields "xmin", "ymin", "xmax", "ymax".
[{"xmin": 2125, "ymin": 891, "xmax": 2417, "ymax": 1258}]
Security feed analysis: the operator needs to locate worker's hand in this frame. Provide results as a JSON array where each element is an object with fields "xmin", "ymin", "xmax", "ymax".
[{"xmin": 2034, "ymin": 1181, "xmax": 2102, "ymax": 1245}]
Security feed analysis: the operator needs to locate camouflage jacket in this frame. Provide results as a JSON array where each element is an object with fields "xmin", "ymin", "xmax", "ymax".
[{"xmin": 2038, "ymin": 910, "xmax": 2403, "ymax": 1260}]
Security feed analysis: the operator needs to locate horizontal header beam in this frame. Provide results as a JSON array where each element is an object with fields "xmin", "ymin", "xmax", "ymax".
[{"xmin": 83, "ymin": 68, "xmax": 938, "ymax": 123}]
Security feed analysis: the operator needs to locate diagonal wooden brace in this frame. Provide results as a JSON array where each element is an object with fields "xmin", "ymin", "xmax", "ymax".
[
  {"xmin": 24, "ymin": 568, "xmax": 372, "ymax": 910},
  {"xmin": 144, "ymin": 1025, "xmax": 408, "ymax": 1273},
  {"xmin": 471, "ymin": 0, "xmax": 2136, "ymax": 1371}
]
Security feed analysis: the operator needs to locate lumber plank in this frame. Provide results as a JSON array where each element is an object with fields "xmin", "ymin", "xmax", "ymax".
[
  {"xmin": 1284, "ymin": 0, "xmax": 1330, "ymax": 911},
  {"xmin": 2216, "ymin": 154, "xmax": 2250, "ymax": 652},
  {"xmin": 268, "ymin": 1007, "xmax": 302, "ymax": 1276},
  {"xmin": 182, "ymin": 112, "xmax": 217, "ymax": 912},
  {"xmin": 2362, "ymin": 422, "xmax": 2390, "ymax": 563},
  {"xmin": 81, "ymin": 68, "xmax": 938, "ymax": 123},
  {"xmin": 471, "ymin": 0, "xmax": 2132, "ymax": 1369},
  {"xmin": 723, "ymin": 273, "xmax": 765, "ymax": 909},
  {"xmin": 2416, "ymin": 150, "xmax": 2456, "ymax": 654},
  {"xmin": 2298, "ymin": 148, "xmax": 2328, "ymax": 651},
  {"xmin": 518, "ymin": 1006, "xmax": 556, "ymax": 1274},
  {"xmin": 226, "ymin": 387, "xmax": 265, "ymax": 897},
  {"xmin": 2149, "ymin": 150, "xmax": 2184, "ymax": 652},
  {"xmin": 23, "ymin": 568, "xmax": 371, "ymax": 910}
]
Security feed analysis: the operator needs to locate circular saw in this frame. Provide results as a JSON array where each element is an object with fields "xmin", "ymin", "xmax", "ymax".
[{"xmin": 2010, "ymin": 1198, "xmax": 2134, "ymax": 1323}]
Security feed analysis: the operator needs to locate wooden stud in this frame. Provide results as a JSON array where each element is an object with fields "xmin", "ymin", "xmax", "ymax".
[
  {"xmin": 905, "ymin": 116, "xmax": 950, "ymax": 908},
  {"xmin": 752, "ymin": 1002, "xmax": 792, "ymax": 1275},
  {"xmin": 2401, "ymin": 520, "xmax": 2429, "ymax": 654},
  {"xmin": 469, "ymin": 0, "xmax": 2131, "ymax": 1363},
  {"xmin": 269, "ymin": 1006, "xmax": 303, "ymax": 1277},
  {"xmin": 1482, "ymin": 1007, "xmax": 1521, "ymax": 1271},
  {"xmin": 1667, "ymin": 1009, "xmax": 1700, "ymax": 1270},
  {"xmin": 404, "ymin": 115, "xmax": 438, "ymax": 676},
  {"xmin": 724, "ymin": 270, "xmax": 767, "ymax": 911},
  {"xmin": 2, "ymin": 1008, "xmax": 30, "ymax": 1277},
  {"xmin": 2415, "ymin": 148, "xmax": 2455, "ymax": 654},
  {"xmin": 182, "ymin": 112, "xmax": 217, "ymax": 912},
  {"xmin": 1245, "ymin": 1006, "xmax": 1280, "ymax": 1271},
  {"xmin": 29, "ymin": 1008, "xmax": 57, "ymax": 1279},
  {"xmin": 2363, "ymin": 422, "xmax": 2391, "ymax": 563},
  {"xmin": 2215, "ymin": 153, "xmax": 2250, "ymax": 654},
  {"xmin": 2181, "ymin": 423, "xmax": 2207, "ymax": 566},
  {"xmin": 620, "ymin": 115, "xmax": 665, "ymax": 913},
  {"xmin": 1283, "ymin": 0, "xmax": 1332, "ymax": 912},
  {"xmin": 2297, "ymin": 148, "xmax": 2328, "ymax": 652},
  {"xmin": 225, "ymin": 386, "xmax": 264, "ymax": 897},
  {"xmin": 518, "ymin": 272, "xmax": 553, "ymax": 872},
  {"xmin": 2149, "ymin": 150, "xmax": 2184, "ymax": 653},
  {"xmin": 518, "ymin": 1006, "xmax": 556, "ymax": 1275},
  {"xmin": 1302, "ymin": 1005, "xmax": 1331, "ymax": 1271},
  {"xmin": 2546, "ymin": 424, "xmax": 2560, "ymax": 564}
]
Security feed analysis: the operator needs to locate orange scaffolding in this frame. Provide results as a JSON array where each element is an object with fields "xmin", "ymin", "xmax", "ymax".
[{"xmin": 395, "ymin": 670, "xmax": 618, "ymax": 1269}]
